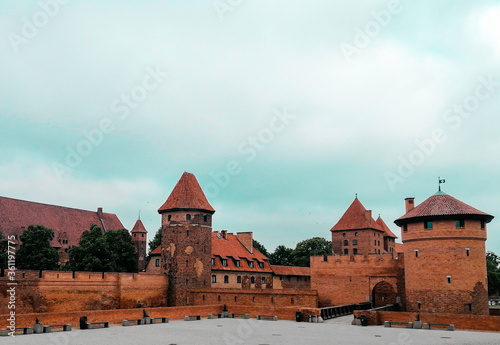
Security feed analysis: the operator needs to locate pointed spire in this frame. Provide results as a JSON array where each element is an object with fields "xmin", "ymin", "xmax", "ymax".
[
  {"xmin": 131, "ymin": 219, "xmax": 147, "ymax": 233},
  {"xmin": 375, "ymin": 216, "xmax": 397, "ymax": 238},
  {"xmin": 158, "ymin": 172, "xmax": 215, "ymax": 214},
  {"xmin": 330, "ymin": 198, "xmax": 383, "ymax": 231}
]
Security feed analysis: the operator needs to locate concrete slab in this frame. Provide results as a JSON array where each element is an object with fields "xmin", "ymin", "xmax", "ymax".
[{"xmin": 0, "ymin": 319, "xmax": 499, "ymax": 345}]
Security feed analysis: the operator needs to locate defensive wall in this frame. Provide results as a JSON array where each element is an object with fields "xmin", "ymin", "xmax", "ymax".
[
  {"xmin": 310, "ymin": 253, "xmax": 405, "ymax": 307},
  {"xmin": 353, "ymin": 309, "xmax": 500, "ymax": 332},
  {"xmin": 0, "ymin": 270, "xmax": 168, "ymax": 314}
]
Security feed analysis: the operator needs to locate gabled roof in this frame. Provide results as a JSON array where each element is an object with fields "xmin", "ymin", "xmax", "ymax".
[
  {"xmin": 149, "ymin": 246, "xmax": 161, "ymax": 255},
  {"xmin": 211, "ymin": 232, "xmax": 272, "ymax": 273},
  {"xmin": 376, "ymin": 216, "xmax": 397, "ymax": 238},
  {"xmin": 0, "ymin": 196, "xmax": 124, "ymax": 248},
  {"xmin": 271, "ymin": 265, "xmax": 310, "ymax": 276},
  {"xmin": 394, "ymin": 191, "xmax": 494, "ymax": 226},
  {"xmin": 131, "ymin": 219, "xmax": 147, "ymax": 233},
  {"xmin": 395, "ymin": 243, "xmax": 404, "ymax": 253},
  {"xmin": 158, "ymin": 172, "xmax": 215, "ymax": 214},
  {"xmin": 330, "ymin": 198, "xmax": 383, "ymax": 232}
]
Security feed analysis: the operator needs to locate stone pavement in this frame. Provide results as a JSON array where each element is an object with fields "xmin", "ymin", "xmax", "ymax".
[{"xmin": 2, "ymin": 318, "xmax": 499, "ymax": 345}]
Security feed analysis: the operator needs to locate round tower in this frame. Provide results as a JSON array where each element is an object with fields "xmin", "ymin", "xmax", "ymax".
[
  {"xmin": 131, "ymin": 218, "xmax": 148, "ymax": 271},
  {"xmin": 158, "ymin": 172, "xmax": 215, "ymax": 306},
  {"xmin": 395, "ymin": 190, "xmax": 494, "ymax": 315}
]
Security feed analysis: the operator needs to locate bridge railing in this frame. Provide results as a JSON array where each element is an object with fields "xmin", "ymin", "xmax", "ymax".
[{"xmin": 320, "ymin": 302, "xmax": 372, "ymax": 320}]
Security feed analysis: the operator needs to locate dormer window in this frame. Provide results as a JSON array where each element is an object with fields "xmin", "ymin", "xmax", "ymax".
[
  {"xmin": 235, "ymin": 260, "xmax": 241, "ymax": 267},
  {"xmin": 259, "ymin": 262, "xmax": 264, "ymax": 269},
  {"xmin": 222, "ymin": 259, "xmax": 228, "ymax": 267},
  {"xmin": 211, "ymin": 258, "xmax": 215, "ymax": 266},
  {"xmin": 248, "ymin": 261, "xmax": 254, "ymax": 268}
]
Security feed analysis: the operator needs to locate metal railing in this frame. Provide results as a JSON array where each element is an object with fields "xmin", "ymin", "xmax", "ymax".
[{"xmin": 320, "ymin": 302, "xmax": 371, "ymax": 320}]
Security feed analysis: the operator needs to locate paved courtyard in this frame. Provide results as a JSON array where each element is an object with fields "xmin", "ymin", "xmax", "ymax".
[{"xmin": 2, "ymin": 317, "xmax": 499, "ymax": 345}]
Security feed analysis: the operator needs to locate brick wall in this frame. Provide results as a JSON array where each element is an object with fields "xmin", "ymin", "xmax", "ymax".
[
  {"xmin": 0, "ymin": 270, "xmax": 167, "ymax": 314},
  {"xmin": 190, "ymin": 288, "xmax": 317, "ymax": 308},
  {"xmin": 353, "ymin": 310, "xmax": 500, "ymax": 332},
  {"xmin": 333, "ymin": 229, "xmax": 384, "ymax": 255},
  {"xmin": 310, "ymin": 253, "xmax": 402, "ymax": 306}
]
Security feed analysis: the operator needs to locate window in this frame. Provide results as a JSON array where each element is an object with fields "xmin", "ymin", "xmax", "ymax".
[
  {"xmin": 466, "ymin": 248, "xmax": 470, "ymax": 257},
  {"xmin": 447, "ymin": 275, "xmax": 451, "ymax": 284},
  {"xmin": 378, "ymin": 240, "xmax": 380, "ymax": 246},
  {"xmin": 481, "ymin": 220, "xmax": 486, "ymax": 229},
  {"xmin": 456, "ymin": 219, "xmax": 465, "ymax": 228},
  {"xmin": 235, "ymin": 260, "xmax": 241, "ymax": 267},
  {"xmin": 222, "ymin": 259, "xmax": 228, "ymax": 267},
  {"xmin": 211, "ymin": 275, "xmax": 216, "ymax": 283},
  {"xmin": 204, "ymin": 215, "xmax": 208, "ymax": 222},
  {"xmin": 353, "ymin": 239, "xmax": 357, "ymax": 245},
  {"xmin": 237, "ymin": 276, "xmax": 242, "ymax": 284},
  {"xmin": 211, "ymin": 258, "xmax": 215, "ymax": 266},
  {"xmin": 417, "ymin": 301, "xmax": 421, "ymax": 310},
  {"xmin": 259, "ymin": 262, "xmax": 264, "ymax": 269},
  {"xmin": 353, "ymin": 248, "xmax": 358, "ymax": 255},
  {"xmin": 186, "ymin": 260, "xmax": 189, "ymax": 267},
  {"xmin": 424, "ymin": 221, "xmax": 433, "ymax": 229},
  {"xmin": 343, "ymin": 240, "xmax": 348, "ymax": 246},
  {"xmin": 186, "ymin": 230, "xmax": 189, "ymax": 237},
  {"xmin": 403, "ymin": 224, "xmax": 408, "ymax": 233},
  {"xmin": 374, "ymin": 240, "xmax": 377, "ymax": 245},
  {"xmin": 248, "ymin": 261, "xmax": 254, "ymax": 268},
  {"xmin": 224, "ymin": 275, "xmax": 229, "ymax": 284},
  {"xmin": 261, "ymin": 277, "xmax": 266, "ymax": 284},
  {"xmin": 343, "ymin": 248, "xmax": 348, "ymax": 255},
  {"xmin": 186, "ymin": 214, "xmax": 191, "ymax": 221},
  {"xmin": 185, "ymin": 279, "xmax": 189, "ymax": 286},
  {"xmin": 167, "ymin": 215, "xmax": 171, "ymax": 221},
  {"xmin": 342, "ymin": 233, "xmax": 346, "ymax": 237},
  {"xmin": 354, "ymin": 232, "xmax": 358, "ymax": 237},
  {"xmin": 250, "ymin": 277, "xmax": 255, "ymax": 284},
  {"xmin": 414, "ymin": 250, "xmax": 419, "ymax": 258},
  {"xmin": 155, "ymin": 258, "xmax": 160, "ymax": 267}
]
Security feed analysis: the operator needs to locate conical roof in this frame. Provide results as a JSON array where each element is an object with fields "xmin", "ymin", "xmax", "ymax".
[
  {"xmin": 330, "ymin": 198, "xmax": 383, "ymax": 231},
  {"xmin": 376, "ymin": 216, "xmax": 397, "ymax": 238},
  {"xmin": 158, "ymin": 172, "xmax": 215, "ymax": 214},
  {"xmin": 394, "ymin": 191, "xmax": 493, "ymax": 226},
  {"xmin": 131, "ymin": 219, "xmax": 147, "ymax": 233}
]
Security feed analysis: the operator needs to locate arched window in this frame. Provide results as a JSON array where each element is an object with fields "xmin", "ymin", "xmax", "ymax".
[
  {"xmin": 343, "ymin": 248, "xmax": 348, "ymax": 255},
  {"xmin": 343, "ymin": 240, "xmax": 348, "ymax": 246},
  {"xmin": 353, "ymin": 248, "xmax": 358, "ymax": 254},
  {"xmin": 186, "ymin": 214, "xmax": 191, "ymax": 221},
  {"xmin": 224, "ymin": 275, "xmax": 229, "ymax": 284},
  {"xmin": 352, "ymin": 239, "xmax": 358, "ymax": 245}
]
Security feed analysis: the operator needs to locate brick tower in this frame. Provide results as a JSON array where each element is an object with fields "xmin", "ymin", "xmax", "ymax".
[
  {"xmin": 131, "ymin": 218, "xmax": 148, "ymax": 271},
  {"xmin": 395, "ymin": 190, "xmax": 494, "ymax": 314},
  {"xmin": 158, "ymin": 172, "xmax": 215, "ymax": 306}
]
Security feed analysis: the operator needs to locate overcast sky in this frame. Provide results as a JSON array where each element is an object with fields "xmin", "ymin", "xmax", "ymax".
[{"xmin": 1, "ymin": 0, "xmax": 499, "ymax": 254}]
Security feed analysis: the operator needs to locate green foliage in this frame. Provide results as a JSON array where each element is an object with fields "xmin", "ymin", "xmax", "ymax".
[
  {"xmin": 253, "ymin": 239, "xmax": 270, "ymax": 257},
  {"xmin": 67, "ymin": 224, "xmax": 137, "ymax": 272},
  {"xmin": 16, "ymin": 225, "xmax": 59, "ymax": 270},
  {"xmin": 291, "ymin": 237, "xmax": 332, "ymax": 267},
  {"xmin": 487, "ymin": 251, "xmax": 500, "ymax": 296},
  {"xmin": 148, "ymin": 228, "xmax": 162, "ymax": 256},
  {"xmin": 0, "ymin": 230, "xmax": 8, "ymax": 269},
  {"xmin": 269, "ymin": 245, "xmax": 294, "ymax": 266}
]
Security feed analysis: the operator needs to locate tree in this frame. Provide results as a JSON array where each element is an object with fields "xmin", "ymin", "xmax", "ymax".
[
  {"xmin": 269, "ymin": 245, "xmax": 294, "ymax": 266},
  {"xmin": 0, "ymin": 230, "xmax": 8, "ymax": 269},
  {"xmin": 253, "ymin": 239, "xmax": 270, "ymax": 257},
  {"xmin": 68, "ymin": 224, "xmax": 137, "ymax": 272},
  {"xmin": 487, "ymin": 251, "xmax": 500, "ymax": 296},
  {"xmin": 148, "ymin": 228, "xmax": 162, "ymax": 256},
  {"xmin": 291, "ymin": 237, "xmax": 332, "ymax": 267},
  {"xmin": 16, "ymin": 225, "xmax": 59, "ymax": 270}
]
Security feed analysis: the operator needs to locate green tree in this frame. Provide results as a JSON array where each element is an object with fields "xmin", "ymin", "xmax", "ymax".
[
  {"xmin": 148, "ymin": 228, "xmax": 162, "ymax": 256},
  {"xmin": 291, "ymin": 237, "xmax": 332, "ymax": 267},
  {"xmin": 269, "ymin": 245, "xmax": 294, "ymax": 266},
  {"xmin": 16, "ymin": 225, "xmax": 59, "ymax": 270},
  {"xmin": 487, "ymin": 251, "xmax": 500, "ymax": 296},
  {"xmin": 68, "ymin": 224, "xmax": 136, "ymax": 272},
  {"xmin": 253, "ymin": 239, "xmax": 270, "ymax": 257},
  {"xmin": 0, "ymin": 230, "xmax": 8, "ymax": 269}
]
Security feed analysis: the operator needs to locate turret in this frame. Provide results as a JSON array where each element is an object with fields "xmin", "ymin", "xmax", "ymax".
[{"xmin": 131, "ymin": 218, "xmax": 148, "ymax": 271}]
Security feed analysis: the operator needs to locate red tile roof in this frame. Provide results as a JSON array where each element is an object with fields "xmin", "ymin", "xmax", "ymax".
[
  {"xmin": 395, "ymin": 243, "xmax": 404, "ymax": 253},
  {"xmin": 211, "ymin": 232, "xmax": 272, "ymax": 273},
  {"xmin": 271, "ymin": 265, "xmax": 310, "ymax": 276},
  {"xmin": 375, "ymin": 216, "xmax": 397, "ymax": 238},
  {"xmin": 149, "ymin": 246, "xmax": 161, "ymax": 255},
  {"xmin": 131, "ymin": 219, "xmax": 147, "ymax": 233},
  {"xmin": 0, "ymin": 196, "xmax": 125, "ymax": 248},
  {"xmin": 158, "ymin": 172, "xmax": 215, "ymax": 214},
  {"xmin": 395, "ymin": 191, "xmax": 494, "ymax": 226},
  {"xmin": 331, "ymin": 198, "xmax": 383, "ymax": 232}
]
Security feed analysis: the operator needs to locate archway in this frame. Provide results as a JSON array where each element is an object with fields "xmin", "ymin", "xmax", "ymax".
[{"xmin": 372, "ymin": 281, "xmax": 397, "ymax": 308}]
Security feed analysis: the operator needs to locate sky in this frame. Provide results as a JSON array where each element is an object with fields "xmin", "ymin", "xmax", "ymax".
[{"xmin": 1, "ymin": 0, "xmax": 500, "ymax": 254}]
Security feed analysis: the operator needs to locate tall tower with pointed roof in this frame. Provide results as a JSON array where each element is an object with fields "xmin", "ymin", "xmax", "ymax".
[
  {"xmin": 158, "ymin": 172, "xmax": 215, "ymax": 306},
  {"xmin": 395, "ymin": 190, "xmax": 494, "ymax": 315},
  {"xmin": 131, "ymin": 218, "xmax": 148, "ymax": 271},
  {"xmin": 330, "ymin": 198, "xmax": 387, "ymax": 255}
]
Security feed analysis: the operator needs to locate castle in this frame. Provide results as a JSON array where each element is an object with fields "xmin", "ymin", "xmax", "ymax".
[{"xmin": 0, "ymin": 171, "xmax": 495, "ymax": 320}]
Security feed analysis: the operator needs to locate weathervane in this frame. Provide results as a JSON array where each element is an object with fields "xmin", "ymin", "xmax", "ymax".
[{"xmin": 438, "ymin": 176, "xmax": 445, "ymax": 191}]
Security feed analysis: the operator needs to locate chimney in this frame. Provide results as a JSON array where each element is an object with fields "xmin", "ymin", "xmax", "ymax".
[
  {"xmin": 97, "ymin": 207, "xmax": 103, "ymax": 218},
  {"xmin": 364, "ymin": 210, "xmax": 372, "ymax": 222},
  {"xmin": 221, "ymin": 230, "xmax": 228, "ymax": 240},
  {"xmin": 405, "ymin": 198, "xmax": 415, "ymax": 213},
  {"xmin": 236, "ymin": 232, "xmax": 253, "ymax": 254}
]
